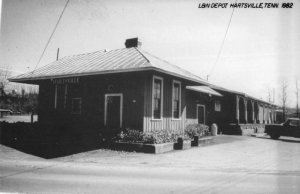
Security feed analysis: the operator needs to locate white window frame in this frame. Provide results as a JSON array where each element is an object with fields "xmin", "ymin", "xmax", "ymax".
[
  {"xmin": 104, "ymin": 93, "xmax": 123, "ymax": 128},
  {"xmin": 172, "ymin": 80, "xmax": 181, "ymax": 120},
  {"xmin": 215, "ymin": 100, "xmax": 221, "ymax": 112},
  {"xmin": 71, "ymin": 97, "xmax": 82, "ymax": 115},
  {"xmin": 196, "ymin": 104, "xmax": 206, "ymax": 124},
  {"xmin": 152, "ymin": 75, "xmax": 163, "ymax": 120}
]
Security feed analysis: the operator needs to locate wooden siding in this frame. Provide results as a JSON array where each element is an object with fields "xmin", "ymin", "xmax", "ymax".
[
  {"xmin": 186, "ymin": 91, "xmax": 205, "ymax": 126},
  {"xmin": 38, "ymin": 80, "xmax": 55, "ymax": 125},
  {"xmin": 186, "ymin": 90, "xmax": 224, "ymax": 127},
  {"xmin": 143, "ymin": 72, "xmax": 186, "ymax": 133},
  {"xmin": 38, "ymin": 72, "xmax": 146, "ymax": 132},
  {"xmin": 213, "ymin": 91, "xmax": 237, "ymax": 125}
]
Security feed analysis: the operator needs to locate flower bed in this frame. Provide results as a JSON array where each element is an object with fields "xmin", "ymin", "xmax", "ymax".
[
  {"xmin": 117, "ymin": 129, "xmax": 182, "ymax": 144},
  {"xmin": 112, "ymin": 141, "xmax": 175, "ymax": 154},
  {"xmin": 184, "ymin": 123, "xmax": 212, "ymax": 147},
  {"xmin": 112, "ymin": 126, "xmax": 213, "ymax": 153},
  {"xmin": 113, "ymin": 129, "xmax": 183, "ymax": 153}
]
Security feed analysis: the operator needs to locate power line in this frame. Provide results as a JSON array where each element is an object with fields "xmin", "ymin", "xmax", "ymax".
[
  {"xmin": 208, "ymin": 0, "xmax": 237, "ymax": 80},
  {"xmin": 32, "ymin": 0, "xmax": 70, "ymax": 73}
]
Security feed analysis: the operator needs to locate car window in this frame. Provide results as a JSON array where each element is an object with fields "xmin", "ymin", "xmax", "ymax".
[{"xmin": 289, "ymin": 120, "xmax": 299, "ymax": 127}]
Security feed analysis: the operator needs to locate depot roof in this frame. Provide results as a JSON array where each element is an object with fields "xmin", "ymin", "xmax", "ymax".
[{"xmin": 9, "ymin": 47, "xmax": 208, "ymax": 86}]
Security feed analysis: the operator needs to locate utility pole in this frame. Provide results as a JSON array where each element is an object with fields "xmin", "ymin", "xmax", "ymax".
[
  {"xmin": 296, "ymin": 79, "xmax": 299, "ymax": 118},
  {"xmin": 56, "ymin": 48, "xmax": 60, "ymax": 61}
]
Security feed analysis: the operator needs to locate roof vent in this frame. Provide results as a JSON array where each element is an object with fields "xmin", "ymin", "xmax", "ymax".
[{"xmin": 125, "ymin": 38, "xmax": 142, "ymax": 48}]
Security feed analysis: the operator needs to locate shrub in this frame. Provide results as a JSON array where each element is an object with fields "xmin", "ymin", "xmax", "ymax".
[
  {"xmin": 117, "ymin": 129, "xmax": 184, "ymax": 144},
  {"xmin": 143, "ymin": 130, "xmax": 182, "ymax": 144},
  {"xmin": 185, "ymin": 124, "xmax": 209, "ymax": 139},
  {"xmin": 117, "ymin": 129, "xmax": 143, "ymax": 143}
]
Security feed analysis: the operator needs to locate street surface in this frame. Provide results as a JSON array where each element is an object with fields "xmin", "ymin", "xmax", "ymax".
[{"xmin": 0, "ymin": 135, "xmax": 300, "ymax": 194}]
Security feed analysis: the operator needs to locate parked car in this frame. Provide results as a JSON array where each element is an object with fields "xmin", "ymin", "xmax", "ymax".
[{"xmin": 265, "ymin": 118, "xmax": 300, "ymax": 139}]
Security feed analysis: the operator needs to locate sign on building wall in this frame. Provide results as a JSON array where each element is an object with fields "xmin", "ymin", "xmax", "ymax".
[{"xmin": 52, "ymin": 77, "xmax": 79, "ymax": 84}]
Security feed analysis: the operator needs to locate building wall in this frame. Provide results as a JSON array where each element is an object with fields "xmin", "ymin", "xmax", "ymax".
[
  {"xmin": 38, "ymin": 72, "xmax": 146, "ymax": 134},
  {"xmin": 38, "ymin": 80, "xmax": 56, "ymax": 126},
  {"xmin": 37, "ymin": 70, "xmax": 278, "ymax": 137},
  {"xmin": 142, "ymin": 71, "xmax": 239, "ymax": 132},
  {"xmin": 185, "ymin": 91, "xmax": 212, "ymax": 126},
  {"xmin": 213, "ymin": 91, "xmax": 238, "ymax": 126},
  {"xmin": 142, "ymin": 71, "xmax": 187, "ymax": 133},
  {"xmin": 216, "ymin": 92, "xmax": 237, "ymax": 125},
  {"xmin": 185, "ymin": 90, "xmax": 237, "ymax": 128}
]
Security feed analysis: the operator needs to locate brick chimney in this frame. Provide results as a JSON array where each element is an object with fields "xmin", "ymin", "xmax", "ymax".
[{"xmin": 125, "ymin": 38, "xmax": 142, "ymax": 48}]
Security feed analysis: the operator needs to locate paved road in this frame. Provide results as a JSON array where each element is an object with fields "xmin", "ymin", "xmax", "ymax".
[{"xmin": 1, "ymin": 135, "xmax": 300, "ymax": 194}]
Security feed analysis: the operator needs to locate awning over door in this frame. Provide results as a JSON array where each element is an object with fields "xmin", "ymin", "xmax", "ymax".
[{"xmin": 186, "ymin": 86, "xmax": 223, "ymax": 97}]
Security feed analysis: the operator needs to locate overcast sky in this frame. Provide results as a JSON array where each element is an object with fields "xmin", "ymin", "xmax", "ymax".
[{"xmin": 1, "ymin": 0, "xmax": 299, "ymax": 107}]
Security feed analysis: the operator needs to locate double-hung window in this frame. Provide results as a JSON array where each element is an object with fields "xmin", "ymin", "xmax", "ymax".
[
  {"xmin": 215, "ymin": 100, "xmax": 221, "ymax": 112},
  {"xmin": 153, "ymin": 76, "xmax": 163, "ymax": 119},
  {"xmin": 172, "ymin": 81, "xmax": 181, "ymax": 119}
]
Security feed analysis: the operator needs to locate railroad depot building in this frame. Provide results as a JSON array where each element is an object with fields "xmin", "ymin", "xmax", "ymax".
[{"xmin": 9, "ymin": 38, "xmax": 277, "ymax": 136}]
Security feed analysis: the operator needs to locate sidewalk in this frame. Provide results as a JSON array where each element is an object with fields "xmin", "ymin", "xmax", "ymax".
[{"xmin": 54, "ymin": 135, "xmax": 300, "ymax": 173}]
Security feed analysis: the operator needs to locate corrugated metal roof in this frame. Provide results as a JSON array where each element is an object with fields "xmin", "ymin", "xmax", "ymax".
[
  {"xmin": 8, "ymin": 46, "xmax": 277, "ymax": 106},
  {"xmin": 210, "ymin": 84, "xmax": 277, "ymax": 106},
  {"xmin": 186, "ymin": 86, "xmax": 223, "ymax": 97},
  {"xmin": 9, "ymin": 47, "xmax": 208, "ymax": 85}
]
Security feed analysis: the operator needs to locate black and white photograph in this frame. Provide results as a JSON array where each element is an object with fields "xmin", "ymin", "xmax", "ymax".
[{"xmin": 0, "ymin": 0, "xmax": 299, "ymax": 193}]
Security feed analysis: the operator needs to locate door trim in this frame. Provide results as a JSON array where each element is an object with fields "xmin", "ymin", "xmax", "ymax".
[
  {"xmin": 196, "ymin": 104, "xmax": 205, "ymax": 124},
  {"xmin": 104, "ymin": 93, "xmax": 123, "ymax": 128}
]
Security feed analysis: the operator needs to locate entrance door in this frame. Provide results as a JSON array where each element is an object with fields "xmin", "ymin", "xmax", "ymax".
[
  {"xmin": 197, "ymin": 104, "xmax": 205, "ymax": 124},
  {"xmin": 105, "ymin": 94, "xmax": 123, "ymax": 128}
]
